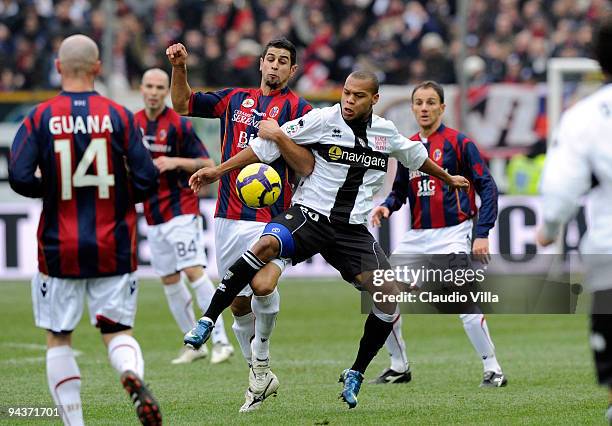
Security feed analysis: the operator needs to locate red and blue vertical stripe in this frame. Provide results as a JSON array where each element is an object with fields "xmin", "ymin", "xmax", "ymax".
[
  {"xmin": 135, "ymin": 107, "xmax": 209, "ymax": 225},
  {"xmin": 382, "ymin": 124, "xmax": 498, "ymax": 237},
  {"xmin": 9, "ymin": 91, "xmax": 158, "ymax": 278},
  {"xmin": 189, "ymin": 86, "xmax": 311, "ymax": 222}
]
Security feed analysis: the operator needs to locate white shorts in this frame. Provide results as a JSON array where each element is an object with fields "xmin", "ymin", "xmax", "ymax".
[
  {"xmin": 147, "ymin": 214, "xmax": 208, "ymax": 277},
  {"xmin": 31, "ymin": 272, "xmax": 138, "ymax": 333},
  {"xmin": 392, "ymin": 220, "xmax": 473, "ymax": 287},
  {"xmin": 214, "ymin": 217, "xmax": 287, "ymax": 297},
  {"xmin": 394, "ymin": 219, "xmax": 473, "ymax": 255}
]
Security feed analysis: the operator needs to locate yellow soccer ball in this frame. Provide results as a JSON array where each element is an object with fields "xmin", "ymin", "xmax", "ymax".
[{"xmin": 235, "ymin": 163, "xmax": 282, "ymax": 209}]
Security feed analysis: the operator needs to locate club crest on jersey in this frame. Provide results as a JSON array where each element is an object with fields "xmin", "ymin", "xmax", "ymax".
[
  {"xmin": 375, "ymin": 136, "xmax": 387, "ymax": 150},
  {"xmin": 328, "ymin": 146, "xmax": 343, "ymax": 160},
  {"xmin": 269, "ymin": 106, "xmax": 279, "ymax": 118},
  {"xmin": 433, "ymin": 148, "xmax": 442, "ymax": 161},
  {"xmin": 159, "ymin": 129, "xmax": 167, "ymax": 141},
  {"xmin": 242, "ymin": 98, "xmax": 255, "ymax": 108}
]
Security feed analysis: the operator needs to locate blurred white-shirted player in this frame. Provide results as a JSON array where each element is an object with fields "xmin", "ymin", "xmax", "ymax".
[
  {"xmin": 135, "ymin": 68, "xmax": 233, "ymax": 365},
  {"xmin": 537, "ymin": 15, "xmax": 612, "ymax": 423}
]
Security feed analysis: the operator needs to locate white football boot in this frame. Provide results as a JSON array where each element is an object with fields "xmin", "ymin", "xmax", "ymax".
[
  {"xmin": 210, "ymin": 343, "xmax": 234, "ymax": 364},
  {"xmin": 239, "ymin": 358, "xmax": 279, "ymax": 412},
  {"xmin": 171, "ymin": 345, "xmax": 208, "ymax": 364}
]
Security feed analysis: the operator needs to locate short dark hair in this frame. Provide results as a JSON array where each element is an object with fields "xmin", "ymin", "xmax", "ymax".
[
  {"xmin": 262, "ymin": 38, "xmax": 297, "ymax": 66},
  {"xmin": 348, "ymin": 70, "xmax": 379, "ymax": 94},
  {"xmin": 411, "ymin": 80, "xmax": 445, "ymax": 104},
  {"xmin": 594, "ymin": 14, "xmax": 612, "ymax": 76}
]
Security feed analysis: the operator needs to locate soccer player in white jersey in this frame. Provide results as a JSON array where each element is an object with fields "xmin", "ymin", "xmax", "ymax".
[
  {"xmin": 370, "ymin": 80, "xmax": 506, "ymax": 387},
  {"xmin": 537, "ymin": 16, "xmax": 612, "ymax": 423},
  {"xmin": 185, "ymin": 71, "xmax": 470, "ymax": 410}
]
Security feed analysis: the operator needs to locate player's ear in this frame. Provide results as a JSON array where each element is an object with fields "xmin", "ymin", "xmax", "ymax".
[
  {"xmin": 289, "ymin": 64, "xmax": 298, "ymax": 79},
  {"xmin": 55, "ymin": 59, "xmax": 61, "ymax": 75},
  {"xmin": 440, "ymin": 102, "xmax": 446, "ymax": 114},
  {"xmin": 371, "ymin": 92, "xmax": 380, "ymax": 106},
  {"xmin": 92, "ymin": 60, "xmax": 102, "ymax": 77},
  {"xmin": 259, "ymin": 57, "xmax": 264, "ymax": 72}
]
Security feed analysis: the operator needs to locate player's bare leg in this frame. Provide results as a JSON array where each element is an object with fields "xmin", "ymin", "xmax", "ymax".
[
  {"xmin": 338, "ymin": 273, "xmax": 400, "ymax": 408},
  {"xmin": 184, "ymin": 266, "xmax": 233, "ymax": 364},
  {"xmin": 184, "ymin": 236, "xmax": 280, "ymax": 349},
  {"xmin": 46, "ymin": 331, "xmax": 84, "ymax": 426}
]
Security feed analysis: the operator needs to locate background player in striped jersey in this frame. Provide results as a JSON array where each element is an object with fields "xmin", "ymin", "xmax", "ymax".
[
  {"xmin": 9, "ymin": 35, "xmax": 161, "ymax": 425},
  {"xmin": 186, "ymin": 71, "xmax": 469, "ymax": 409},
  {"xmin": 136, "ymin": 68, "xmax": 234, "ymax": 365},
  {"xmin": 370, "ymin": 80, "xmax": 506, "ymax": 387},
  {"xmin": 166, "ymin": 38, "xmax": 313, "ymax": 411}
]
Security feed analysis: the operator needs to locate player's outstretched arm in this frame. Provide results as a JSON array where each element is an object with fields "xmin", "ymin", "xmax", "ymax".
[
  {"xmin": 189, "ymin": 147, "xmax": 259, "ymax": 193},
  {"xmin": 419, "ymin": 158, "xmax": 469, "ymax": 190},
  {"xmin": 154, "ymin": 156, "xmax": 215, "ymax": 174},
  {"xmin": 258, "ymin": 118, "xmax": 314, "ymax": 176},
  {"xmin": 166, "ymin": 43, "xmax": 191, "ymax": 115}
]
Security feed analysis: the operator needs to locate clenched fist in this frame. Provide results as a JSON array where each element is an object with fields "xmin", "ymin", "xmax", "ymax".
[{"xmin": 166, "ymin": 43, "xmax": 188, "ymax": 67}]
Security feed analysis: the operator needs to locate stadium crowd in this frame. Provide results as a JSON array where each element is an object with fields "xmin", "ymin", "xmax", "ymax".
[{"xmin": 0, "ymin": 0, "xmax": 609, "ymax": 91}]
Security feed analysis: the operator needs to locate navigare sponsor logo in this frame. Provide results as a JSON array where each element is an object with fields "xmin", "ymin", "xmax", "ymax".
[{"xmin": 321, "ymin": 145, "xmax": 388, "ymax": 171}]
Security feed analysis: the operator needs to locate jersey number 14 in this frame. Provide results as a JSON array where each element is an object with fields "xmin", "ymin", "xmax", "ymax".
[{"xmin": 54, "ymin": 138, "xmax": 116, "ymax": 200}]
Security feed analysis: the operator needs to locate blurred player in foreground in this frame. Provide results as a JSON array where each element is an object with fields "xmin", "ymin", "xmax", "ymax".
[
  {"xmin": 371, "ymin": 80, "xmax": 506, "ymax": 388},
  {"xmin": 136, "ymin": 68, "xmax": 234, "ymax": 365},
  {"xmin": 9, "ymin": 35, "xmax": 161, "ymax": 425},
  {"xmin": 537, "ymin": 15, "xmax": 612, "ymax": 424},
  {"xmin": 186, "ymin": 71, "xmax": 469, "ymax": 409},
  {"xmin": 167, "ymin": 38, "xmax": 312, "ymax": 411}
]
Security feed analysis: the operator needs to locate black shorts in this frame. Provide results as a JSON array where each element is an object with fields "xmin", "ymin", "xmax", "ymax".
[
  {"xmin": 262, "ymin": 204, "xmax": 390, "ymax": 283},
  {"xmin": 591, "ymin": 289, "xmax": 612, "ymax": 386}
]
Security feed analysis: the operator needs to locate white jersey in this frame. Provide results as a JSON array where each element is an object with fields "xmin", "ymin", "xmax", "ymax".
[
  {"xmin": 540, "ymin": 83, "xmax": 612, "ymax": 256},
  {"xmin": 251, "ymin": 104, "xmax": 427, "ymax": 224}
]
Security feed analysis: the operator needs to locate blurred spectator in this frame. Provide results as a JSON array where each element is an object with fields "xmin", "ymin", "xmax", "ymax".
[{"xmin": 0, "ymin": 0, "xmax": 609, "ymax": 91}]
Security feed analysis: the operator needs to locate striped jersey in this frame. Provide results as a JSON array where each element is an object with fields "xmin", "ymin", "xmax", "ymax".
[
  {"xmin": 135, "ymin": 107, "xmax": 209, "ymax": 225},
  {"xmin": 381, "ymin": 124, "xmax": 498, "ymax": 238},
  {"xmin": 188, "ymin": 86, "xmax": 311, "ymax": 222},
  {"xmin": 9, "ymin": 91, "xmax": 159, "ymax": 278},
  {"xmin": 251, "ymin": 104, "xmax": 428, "ymax": 224}
]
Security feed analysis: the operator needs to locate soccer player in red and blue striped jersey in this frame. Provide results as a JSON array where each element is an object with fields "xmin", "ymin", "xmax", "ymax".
[
  {"xmin": 167, "ymin": 37, "xmax": 314, "ymax": 411},
  {"xmin": 371, "ymin": 81, "xmax": 506, "ymax": 388},
  {"xmin": 135, "ymin": 68, "xmax": 233, "ymax": 365},
  {"xmin": 9, "ymin": 35, "xmax": 161, "ymax": 425}
]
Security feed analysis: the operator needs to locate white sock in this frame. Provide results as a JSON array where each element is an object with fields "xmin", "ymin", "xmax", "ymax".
[
  {"xmin": 251, "ymin": 288, "xmax": 280, "ymax": 361},
  {"xmin": 47, "ymin": 345, "xmax": 83, "ymax": 426},
  {"xmin": 191, "ymin": 274, "xmax": 230, "ymax": 345},
  {"xmin": 232, "ymin": 311, "xmax": 255, "ymax": 364},
  {"xmin": 163, "ymin": 280, "xmax": 196, "ymax": 334},
  {"xmin": 460, "ymin": 313, "xmax": 502, "ymax": 373},
  {"xmin": 384, "ymin": 316, "xmax": 409, "ymax": 373},
  {"xmin": 107, "ymin": 334, "xmax": 145, "ymax": 379}
]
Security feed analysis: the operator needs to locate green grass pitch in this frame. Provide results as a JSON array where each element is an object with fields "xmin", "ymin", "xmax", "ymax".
[{"xmin": 0, "ymin": 279, "xmax": 605, "ymax": 425}]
